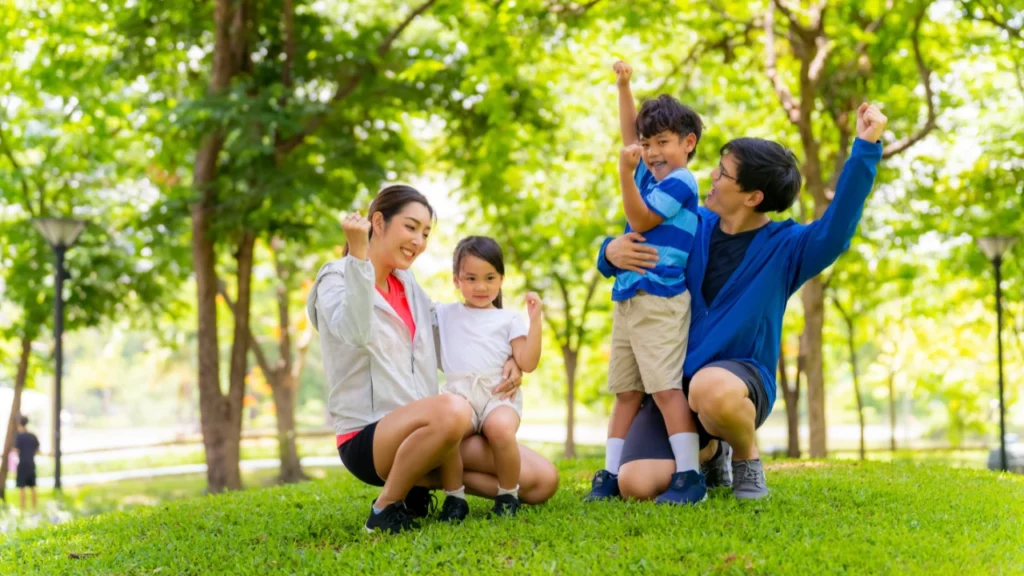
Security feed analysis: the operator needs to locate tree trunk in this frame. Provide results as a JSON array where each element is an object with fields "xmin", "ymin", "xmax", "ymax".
[
  {"xmin": 271, "ymin": 373, "xmax": 306, "ymax": 483},
  {"xmin": 193, "ymin": 0, "xmax": 245, "ymax": 494},
  {"xmin": 844, "ymin": 319, "xmax": 865, "ymax": 460},
  {"xmin": 0, "ymin": 335, "xmax": 31, "ymax": 502},
  {"xmin": 803, "ymin": 277, "xmax": 828, "ymax": 458},
  {"xmin": 779, "ymin": 349, "xmax": 800, "ymax": 458},
  {"xmin": 888, "ymin": 371, "xmax": 897, "ymax": 453},
  {"xmin": 223, "ymin": 231, "xmax": 256, "ymax": 489},
  {"xmin": 562, "ymin": 345, "xmax": 578, "ymax": 459}
]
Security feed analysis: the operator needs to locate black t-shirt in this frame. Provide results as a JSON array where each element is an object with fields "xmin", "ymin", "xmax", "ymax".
[
  {"xmin": 15, "ymin": 432, "xmax": 39, "ymax": 470},
  {"xmin": 702, "ymin": 223, "xmax": 763, "ymax": 305}
]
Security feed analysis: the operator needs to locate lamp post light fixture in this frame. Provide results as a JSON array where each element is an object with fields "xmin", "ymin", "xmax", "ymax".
[
  {"xmin": 978, "ymin": 235, "xmax": 1018, "ymax": 473},
  {"xmin": 31, "ymin": 217, "xmax": 86, "ymax": 491}
]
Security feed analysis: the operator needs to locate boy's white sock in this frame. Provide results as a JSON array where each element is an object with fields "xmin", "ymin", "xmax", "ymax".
[
  {"xmin": 605, "ymin": 437, "xmax": 625, "ymax": 475},
  {"xmin": 668, "ymin": 433, "xmax": 700, "ymax": 473},
  {"xmin": 444, "ymin": 486, "xmax": 467, "ymax": 501},
  {"xmin": 497, "ymin": 485, "xmax": 519, "ymax": 499}
]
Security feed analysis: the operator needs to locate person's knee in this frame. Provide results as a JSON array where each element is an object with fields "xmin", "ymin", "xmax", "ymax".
[
  {"xmin": 651, "ymin": 388, "xmax": 685, "ymax": 407},
  {"xmin": 438, "ymin": 394, "xmax": 473, "ymax": 442},
  {"xmin": 618, "ymin": 466, "xmax": 660, "ymax": 500},
  {"xmin": 616, "ymin": 390, "xmax": 644, "ymax": 407},
  {"xmin": 483, "ymin": 416, "xmax": 518, "ymax": 448},
  {"xmin": 688, "ymin": 369, "xmax": 743, "ymax": 417},
  {"xmin": 522, "ymin": 457, "xmax": 558, "ymax": 504}
]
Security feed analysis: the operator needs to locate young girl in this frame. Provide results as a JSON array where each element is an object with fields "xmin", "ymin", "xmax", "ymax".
[{"xmin": 435, "ymin": 236, "xmax": 543, "ymax": 518}]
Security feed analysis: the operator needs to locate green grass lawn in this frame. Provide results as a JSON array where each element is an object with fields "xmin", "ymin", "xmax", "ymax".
[{"xmin": 2, "ymin": 459, "xmax": 1022, "ymax": 575}]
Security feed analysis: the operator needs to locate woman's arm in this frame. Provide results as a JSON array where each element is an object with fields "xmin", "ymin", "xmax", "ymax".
[{"xmin": 314, "ymin": 258, "xmax": 375, "ymax": 345}]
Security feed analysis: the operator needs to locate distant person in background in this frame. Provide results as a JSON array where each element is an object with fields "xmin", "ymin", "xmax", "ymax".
[{"xmin": 14, "ymin": 415, "xmax": 40, "ymax": 511}]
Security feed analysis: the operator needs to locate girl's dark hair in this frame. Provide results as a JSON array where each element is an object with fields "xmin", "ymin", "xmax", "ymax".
[
  {"xmin": 344, "ymin": 184, "xmax": 434, "ymax": 256},
  {"xmin": 453, "ymin": 236, "xmax": 505, "ymax": 309}
]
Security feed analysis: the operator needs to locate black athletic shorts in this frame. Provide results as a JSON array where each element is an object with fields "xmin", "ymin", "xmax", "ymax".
[
  {"xmin": 620, "ymin": 360, "xmax": 770, "ymax": 465},
  {"xmin": 16, "ymin": 466, "xmax": 36, "ymax": 488},
  {"xmin": 338, "ymin": 421, "xmax": 385, "ymax": 487}
]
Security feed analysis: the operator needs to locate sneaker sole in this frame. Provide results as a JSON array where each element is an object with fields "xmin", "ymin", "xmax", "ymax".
[{"xmin": 655, "ymin": 492, "xmax": 708, "ymax": 505}]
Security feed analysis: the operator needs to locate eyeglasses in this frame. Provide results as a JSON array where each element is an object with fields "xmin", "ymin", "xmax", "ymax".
[{"xmin": 714, "ymin": 162, "xmax": 737, "ymax": 182}]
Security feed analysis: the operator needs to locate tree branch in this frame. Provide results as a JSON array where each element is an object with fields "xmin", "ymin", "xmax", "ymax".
[
  {"xmin": 807, "ymin": 35, "xmax": 832, "ymax": 83},
  {"xmin": 281, "ymin": 0, "xmax": 296, "ymax": 89},
  {"xmin": 827, "ymin": 104, "xmax": 855, "ymax": 192},
  {"xmin": 0, "ymin": 126, "xmax": 35, "ymax": 216},
  {"xmin": 883, "ymin": 9, "xmax": 938, "ymax": 158},
  {"xmin": 772, "ymin": 0, "xmax": 805, "ymax": 33},
  {"xmin": 274, "ymin": 0, "xmax": 439, "ymax": 157},
  {"xmin": 764, "ymin": 4, "xmax": 802, "ymax": 124},
  {"xmin": 853, "ymin": 0, "xmax": 894, "ymax": 58},
  {"xmin": 218, "ymin": 279, "xmax": 275, "ymax": 379},
  {"xmin": 271, "ymin": 236, "xmax": 293, "ymax": 374},
  {"xmin": 573, "ymin": 273, "xmax": 601, "ymax": 351},
  {"xmin": 960, "ymin": 0, "xmax": 1022, "ymax": 38},
  {"xmin": 551, "ymin": 272, "xmax": 575, "ymax": 350},
  {"xmin": 653, "ymin": 42, "xmax": 706, "ymax": 94}
]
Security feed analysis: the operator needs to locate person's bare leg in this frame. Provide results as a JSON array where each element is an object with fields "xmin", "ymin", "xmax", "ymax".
[
  {"xmin": 371, "ymin": 394, "xmax": 473, "ymax": 508},
  {"xmin": 19, "ymin": 488, "xmax": 25, "ymax": 511},
  {"xmin": 652, "ymin": 389, "xmax": 696, "ymax": 436},
  {"xmin": 687, "ymin": 368, "xmax": 758, "ymax": 460},
  {"xmin": 30, "ymin": 487, "xmax": 36, "ymax": 511},
  {"xmin": 618, "ymin": 459, "xmax": 674, "ymax": 501},
  {"xmin": 481, "ymin": 407, "xmax": 521, "ymax": 492},
  {"xmin": 608, "ymin": 391, "xmax": 644, "ymax": 439},
  {"xmin": 460, "ymin": 435, "xmax": 558, "ymax": 504}
]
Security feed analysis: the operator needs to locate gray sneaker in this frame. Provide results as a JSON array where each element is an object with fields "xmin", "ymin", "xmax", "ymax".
[
  {"xmin": 732, "ymin": 459, "xmax": 769, "ymax": 500},
  {"xmin": 702, "ymin": 441, "xmax": 733, "ymax": 489}
]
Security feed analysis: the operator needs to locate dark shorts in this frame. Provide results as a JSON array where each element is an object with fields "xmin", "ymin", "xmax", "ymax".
[
  {"xmin": 620, "ymin": 360, "xmax": 770, "ymax": 465},
  {"xmin": 338, "ymin": 421, "xmax": 385, "ymax": 487},
  {"xmin": 16, "ymin": 467, "xmax": 36, "ymax": 488}
]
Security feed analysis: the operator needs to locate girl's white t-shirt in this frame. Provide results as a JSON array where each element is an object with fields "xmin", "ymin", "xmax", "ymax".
[{"xmin": 436, "ymin": 303, "xmax": 528, "ymax": 374}]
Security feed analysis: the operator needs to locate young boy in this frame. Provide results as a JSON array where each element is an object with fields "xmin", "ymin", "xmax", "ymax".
[
  {"xmin": 13, "ymin": 415, "xmax": 40, "ymax": 512},
  {"xmin": 586, "ymin": 60, "xmax": 705, "ymax": 505}
]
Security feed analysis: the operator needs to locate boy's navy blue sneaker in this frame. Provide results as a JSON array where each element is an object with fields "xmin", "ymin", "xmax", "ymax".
[
  {"xmin": 584, "ymin": 469, "xmax": 620, "ymax": 502},
  {"xmin": 654, "ymin": 470, "xmax": 707, "ymax": 505}
]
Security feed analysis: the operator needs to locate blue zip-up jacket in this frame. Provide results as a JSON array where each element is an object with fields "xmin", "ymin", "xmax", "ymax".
[{"xmin": 598, "ymin": 138, "xmax": 883, "ymax": 411}]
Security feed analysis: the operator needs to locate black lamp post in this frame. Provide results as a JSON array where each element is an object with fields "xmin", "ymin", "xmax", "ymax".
[
  {"xmin": 978, "ymin": 235, "xmax": 1018, "ymax": 473},
  {"xmin": 31, "ymin": 217, "xmax": 86, "ymax": 491}
]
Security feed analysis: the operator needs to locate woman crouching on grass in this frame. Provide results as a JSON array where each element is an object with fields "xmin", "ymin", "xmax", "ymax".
[{"xmin": 307, "ymin": 184, "xmax": 559, "ymax": 534}]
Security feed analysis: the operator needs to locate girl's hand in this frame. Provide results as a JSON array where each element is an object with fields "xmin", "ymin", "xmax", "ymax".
[
  {"xmin": 341, "ymin": 213, "xmax": 371, "ymax": 260},
  {"xmin": 525, "ymin": 292, "xmax": 543, "ymax": 321},
  {"xmin": 494, "ymin": 357, "xmax": 522, "ymax": 400},
  {"xmin": 613, "ymin": 60, "xmax": 632, "ymax": 88}
]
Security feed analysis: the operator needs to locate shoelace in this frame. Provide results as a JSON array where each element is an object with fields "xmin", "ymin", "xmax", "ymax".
[
  {"xmin": 406, "ymin": 490, "xmax": 437, "ymax": 517},
  {"xmin": 737, "ymin": 464, "xmax": 765, "ymax": 487},
  {"xmin": 383, "ymin": 504, "xmax": 417, "ymax": 530}
]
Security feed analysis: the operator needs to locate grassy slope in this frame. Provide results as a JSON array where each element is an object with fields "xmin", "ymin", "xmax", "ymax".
[{"xmin": 2, "ymin": 459, "xmax": 1022, "ymax": 575}]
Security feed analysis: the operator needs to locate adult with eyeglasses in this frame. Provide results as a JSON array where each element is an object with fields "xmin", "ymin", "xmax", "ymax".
[{"xmin": 592, "ymin": 103, "xmax": 889, "ymax": 501}]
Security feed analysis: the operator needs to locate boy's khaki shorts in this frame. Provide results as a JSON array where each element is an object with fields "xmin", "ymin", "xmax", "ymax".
[{"xmin": 607, "ymin": 290, "xmax": 691, "ymax": 395}]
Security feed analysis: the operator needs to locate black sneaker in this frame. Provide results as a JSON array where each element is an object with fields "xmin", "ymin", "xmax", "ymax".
[
  {"xmin": 364, "ymin": 501, "xmax": 420, "ymax": 534},
  {"xmin": 405, "ymin": 486, "xmax": 437, "ymax": 519},
  {"xmin": 438, "ymin": 495, "xmax": 469, "ymax": 523},
  {"xmin": 490, "ymin": 494, "xmax": 520, "ymax": 517}
]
